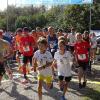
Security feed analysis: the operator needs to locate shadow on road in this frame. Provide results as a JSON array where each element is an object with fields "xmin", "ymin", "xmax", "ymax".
[
  {"xmin": 69, "ymin": 81, "xmax": 100, "ymax": 100},
  {"xmin": 3, "ymin": 82, "xmax": 30, "ymax": 100}
]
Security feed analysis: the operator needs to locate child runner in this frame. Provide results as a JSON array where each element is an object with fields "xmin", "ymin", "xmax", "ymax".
[
  {"xmin": 53, "ymin": 40, "xmax": 73, "ymax": 100},
  {"xmin": 20, "ymin": 27, "xmax": 35, "ymax": 83},
  {"xmin": 32, "ymin": 37, "xmax": 53, "ymax": 100}
]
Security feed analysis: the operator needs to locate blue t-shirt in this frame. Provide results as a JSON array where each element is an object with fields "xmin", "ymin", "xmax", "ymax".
[{"xmin": 47, "ymin": 34, "xmax": 58, "ymax": 52}]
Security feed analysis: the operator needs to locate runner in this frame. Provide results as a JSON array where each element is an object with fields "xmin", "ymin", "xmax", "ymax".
[
  {"xmin": 20, "ymin": 27, "xmax": 35, "ymax": 83},
  {"xmin": 36, "ymin": 27, "xmax": 44, "ymax": 39},
  {"xmin": 0, "ymin": 29, "xmax": 13, "ymax": 85},
  {"xmin": 82, "ymin": 31, "xmax": 91, "ymax": 72},
  {"xmin": 42, "ymin": 28, "xmax": 48, "ymax": 38},
  {"xmin": 67, "ymin": 28, "xmax": 76, "ymax": 53},
  {"xmin": 74, "ymin": 33, "xmax": 90, "ymax": 88},
  {"xmin": 15, "ymin": 28, "xmax": 23, "ymax": 65},
  {"xmin": 47, "ymin": 26, "xmax": 58, "ymax": 57},
  {"xmin": 31, "ymin": 29, "xmax": 38, "ymax": 45},
  {"xmin": 3, "ymin": 31, "xmax": 13, "ymax": 45},
  {"xmin": 90, "ymin": 33, "xmax": 97, "ymax": 64},
  {"xmin": 32, "ymin": 37, "xmax": 53, "ymax": 100},
  {"xmin": 57, "ymin": 29, "xmax": 64, "ymax": 38},
  {"xmin": 52, "ymin": 40, "xmax": 73, "ymax": 100},
  {"xmin": 58, "ymin": 36, "xmax": 70, "ymax": 51}
]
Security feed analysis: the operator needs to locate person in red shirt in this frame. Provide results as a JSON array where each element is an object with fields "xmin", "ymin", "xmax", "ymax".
[
  {"xmin": 31, "ymin": 30, "xmax": 38, "ymax": 44},
  {"xmin": 36, "ymin": 27, "xmax": 44, "ymax": 39},
  {"xmin": 15, "ymin": 28, "xmax": 23, "ymax": 64},
  {"xmin": 74, "ymin": 33, "xmax": 90, "ymax": 89},
  {"xmin": 20, "ymin": 27, "xmax": 35, "ymax": 83}
]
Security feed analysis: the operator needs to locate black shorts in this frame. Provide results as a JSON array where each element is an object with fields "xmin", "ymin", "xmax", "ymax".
[
  {"xmin": 58, "ymin": 76, "xmax": 72, "ymax": 82},
  {"xmin": 78, "ymin": 61, "xmax": 89, "ymax": 71},
  {"xmin": 0, "ymin": 63, "xmax": 5, "ymax": 76},
  {"xmin": 69, "ymin": 46, "xmax": 74, "ymax": 52},
  {"xmin": 23, "ymin": 55, "xmax": 33, "ymax": 64}
]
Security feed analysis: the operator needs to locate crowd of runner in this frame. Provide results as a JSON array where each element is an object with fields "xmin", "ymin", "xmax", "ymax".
[{"xmin": 0, "ymin": 26, "xmax": 97, "ymax": 100}]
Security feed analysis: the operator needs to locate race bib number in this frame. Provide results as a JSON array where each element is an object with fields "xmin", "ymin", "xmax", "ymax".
[
  {"xmin": 23, "ymin": 46, "xmax": 30, "ymax": 52},
  {"xmin": 78, "ymin": 54, "xmax": 86, "ymax": 60}
]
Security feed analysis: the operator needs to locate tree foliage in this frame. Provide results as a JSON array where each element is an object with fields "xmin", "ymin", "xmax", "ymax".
[{"xmin": 0, "ymin": 4, "xmax": 100, "ymax": 32}]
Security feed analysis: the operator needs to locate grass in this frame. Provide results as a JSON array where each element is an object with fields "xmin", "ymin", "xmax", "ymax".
[
  {"xmin": 82, "ymin": 83, "xmax": 100, "ymax": 100},
  {"xmin": 83, "ymin": 64, "xmax": 100, "ymax": 100}
]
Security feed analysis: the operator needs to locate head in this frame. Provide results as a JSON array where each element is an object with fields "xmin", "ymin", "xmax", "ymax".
[
  {"xmin": 42, "ymin": 28, "xmax": 48, "ymax": 37},
  {"xmin": 37, "ymin": 37, "xmax": 48, "ymax": 53},
  {"xmin": 16, "ymin": 28, "xmax": 22, "ymax": 36},
  {"xmin": 48, "ymin": 26, "xmax": 54, "ymax": 35},
  {"xmin": 36, "ymin": 27, "xmax": 41, "ymax": 32},
  {"xmin": 83, "ymin": 31, "xmax": 89, "ymax": 39},
  {"xmin": 75, "ymin": 33, "xmax": 82, "ymax": 42},
  {"xmin": 22, "ymin": 27, "xmax": 29, "ymax": 36},
  {"xmin": 57, "ymin": 29, "xmax": 63, "ymax": 37},
  {"xmin": 0, "ymin": 29, "xmax": 3, "ymax": 39},
  {"xmin": 71, "ymin": 27, "xmax": 75, "ymax": 34},
  {"xmin": 58, "ymin": 36, "xmax": 65, "ymax": 41},
  {"xmin": 58, "ymin": 29, "xmax": 63, "ymax": 34},
  {"xmin": 58, "ymin": 40, "xmax": 65, "ymax": 52},
  {"xmin": 31, "ymin": 30, "xmax": 36, "ymax": 35},
  {"xmin": 92, "ymin": 33, "xmax": 96, "ymax": 37},
  {"xmin": 43, "ymin": 28, "xmax": 48, "ymax": 32}
]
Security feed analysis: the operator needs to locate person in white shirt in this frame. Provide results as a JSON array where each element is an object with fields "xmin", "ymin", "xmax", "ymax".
[
  {"xmin": 52, "ymin": 40, "xmax": 73, "ymax": 100},
  {"xmin": 90, "ymin": 33, "xmax": 97, "ymax": 64},
  {"xmin": 32, "ymin": 37, "xmax": 53, "ymax": 100},
  {"xmin": 67, "ymin": 28, "xmax": 76, "ymax": 52}
]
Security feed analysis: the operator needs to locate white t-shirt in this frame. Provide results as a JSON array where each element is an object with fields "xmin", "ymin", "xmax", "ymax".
[
  {"xmin": 54, "ymin": 50, "xmax": 73, "ymax": 77},
  {"xmin": 34, "ymin": 50, "xmax": 53, "ymax": 76},
  {"xmin": 67, "ymin": 33, "xmax": 76, "ymax": 46}
]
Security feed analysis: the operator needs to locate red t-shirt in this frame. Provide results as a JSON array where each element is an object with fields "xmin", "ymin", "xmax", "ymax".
[
  {"xmin": 20, "ymin": 35, "xmax": 35, "ymax": 56},
  {"xmin": 74, "ymin": 41, "xmax": 90, "ymax": 62}
]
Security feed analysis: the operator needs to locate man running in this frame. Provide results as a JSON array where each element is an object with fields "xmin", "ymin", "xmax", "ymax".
[
  {"xmin": 67, "ymin": 28, "xmax": 76, "ymax": 53},
  {"xmin": 47, "ymin": 26, "xmax": 58, "ymax": 57}
]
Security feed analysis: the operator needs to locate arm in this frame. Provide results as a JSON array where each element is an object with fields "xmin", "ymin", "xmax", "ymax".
[
  {"xmin": 52, "ymin": 60, "xmax": 57, "ymax": 69},
  {"xmin": 73, "ymin": 47, "xmax": 79, "ymax": 66},
  {"xmin": 32, "ymin": 57, "xmax": 38, "ymax": 72},
  {"xmin": 42, "ymin": 61, "xmax": 53, "ymax": 69}
]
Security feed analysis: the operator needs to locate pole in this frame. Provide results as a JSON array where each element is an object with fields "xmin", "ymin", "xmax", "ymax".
[
  {"xmin": 89, "ymin": 3, "xmax": 92, "ymax": 33},
  {"xmin": 89, "ymin": 3, "xmax": 92, "ymax": 73},
  {"xmin": 15, "ymin": 0, "xmax": 17, "ymax": 30},
  {"xmin": 7, "ymin": 0, "xmax": 8, "ymax": 32}
]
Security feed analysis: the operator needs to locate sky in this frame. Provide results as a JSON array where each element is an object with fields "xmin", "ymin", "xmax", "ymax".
[
  {"xmin": 0, "ymin": 0, "xmax": 93, "ymax": 11},
  {"xmin": 0, "ymin": 0, "xmax": 35, "ymax": 11}
]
